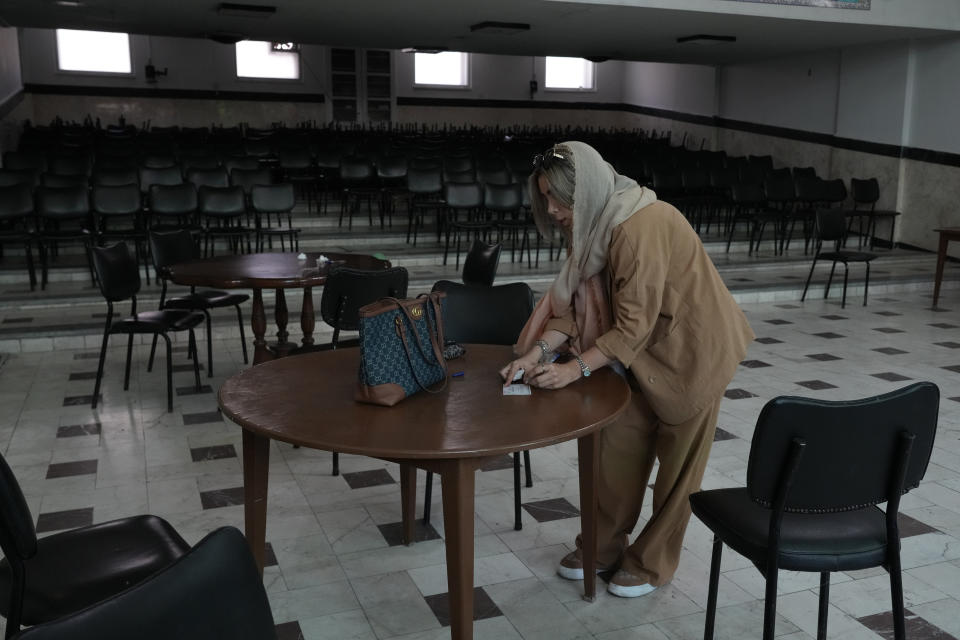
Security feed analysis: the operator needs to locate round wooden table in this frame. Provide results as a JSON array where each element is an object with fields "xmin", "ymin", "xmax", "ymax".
[
  {"xmin": 218, "ymin": 344, "xmax": 630, "ymax": 640},
  {"xmin": 167, "ymin": 251, "xmax": 390, "ymax": 364}
]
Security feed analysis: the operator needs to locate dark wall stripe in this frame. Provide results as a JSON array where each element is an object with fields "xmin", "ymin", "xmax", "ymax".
[
  {"xmin": 398, "ymin": 95, "xmax": 960, "ymax": 169},
  {"xmin": 0, "ymin": 89, "xmax": 25, "ymax": 120},
  {"xmin": 23, "ymin": 83, "xmax": 325, "ymax": 103}
]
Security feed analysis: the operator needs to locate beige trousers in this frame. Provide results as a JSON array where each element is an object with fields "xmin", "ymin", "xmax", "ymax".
[{"xmin": 578, "ymin": 391, "xmax": 722, "ymax": 586}]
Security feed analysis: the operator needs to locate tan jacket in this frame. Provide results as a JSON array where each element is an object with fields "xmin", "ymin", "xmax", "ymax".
[{"xmin": 547, "ymin": 201, "xmax": 754, "ymax": 424}]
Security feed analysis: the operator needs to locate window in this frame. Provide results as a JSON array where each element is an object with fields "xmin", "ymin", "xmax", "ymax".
[
  {"xmin": 56, "ymin": 29, "xmax": 131, "ymax": 74},
  {"xmin": 235, "ymin": 41, "xmax": 300, "ymax": 80},
  {"xmin": 545, "ymin": 57, "xmax": 595, "ymax": 90},
  {"xmin": 414, "ymin": 51, "xmax": 468, "ymax": 87}
]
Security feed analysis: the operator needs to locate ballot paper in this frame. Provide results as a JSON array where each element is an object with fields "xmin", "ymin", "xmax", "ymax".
[{"xmin": 502, "ymin": 383, "xmax": 532, "ymax": 396}]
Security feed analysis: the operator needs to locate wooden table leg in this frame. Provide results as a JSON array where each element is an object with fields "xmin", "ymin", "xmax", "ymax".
[
  {"xmin": 251, "ymin": 288, "xmax": 271, "ymax": 365},
  {"xmin": 399, "ymin": 463, "xmax": 417, "ymax": 545},
  {"xmin": 577, "ymin": 432, "xmax": 600, "ymax": 602},
  {"xmin": 274, "ymin": 288, "xmax": 290, "ymax": 356},
  {"xmin": 242, "ymin": 428, "xmax": 271, "ymax": 576},
  {"xmin": 933, "ymin": 231, "xmax": 949, "ymax": 308},
  {"xmin": 440, "ymin": 459, "xmax": 476, "ymax": 640},
  {"xmin": 301, "ymin": 285, "xmax": 315, "ymax": 348}
]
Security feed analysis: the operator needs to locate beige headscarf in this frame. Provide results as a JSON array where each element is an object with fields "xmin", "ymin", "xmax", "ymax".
[{"xmin": 516, "ymin": 141, "xmax": 657, "ymax": 355}]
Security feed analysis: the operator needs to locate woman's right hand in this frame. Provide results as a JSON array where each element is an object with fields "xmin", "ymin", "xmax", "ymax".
[{"xmin": 499, "ymin": 353, "xmax": 540, "ymax": 387}]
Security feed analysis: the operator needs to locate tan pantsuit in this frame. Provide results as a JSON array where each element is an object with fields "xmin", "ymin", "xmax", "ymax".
[{"xmin": 578, "ymin": 390, "xmax": 723, "ymax": 585}]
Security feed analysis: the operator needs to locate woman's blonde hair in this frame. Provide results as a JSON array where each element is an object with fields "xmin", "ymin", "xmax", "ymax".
[{"xmin": 532, "ymin": 144, "xmax": 575, "ymax": 209}]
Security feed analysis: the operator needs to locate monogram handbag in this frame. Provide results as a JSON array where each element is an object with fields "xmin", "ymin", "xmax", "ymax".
[{"xmin": 354, "ymin": 292, "xmax": 448, "ymax": 406}]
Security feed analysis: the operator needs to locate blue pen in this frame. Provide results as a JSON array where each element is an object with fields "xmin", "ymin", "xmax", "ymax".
[{"xmin": 452, "ymin": 371, "xmax": 465, "ymax": 378}]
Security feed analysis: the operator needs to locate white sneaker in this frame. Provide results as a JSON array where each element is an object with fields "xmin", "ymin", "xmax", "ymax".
[
  {"xmin": 607, "ymin": 570, "xmax": 657, "ymax": 598},
  {"xmin": 556, "ymin": 551, "xmax": 611, "ymax": 581}
]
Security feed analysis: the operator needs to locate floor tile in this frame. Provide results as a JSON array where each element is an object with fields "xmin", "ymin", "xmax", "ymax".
[
  {"xmin": 342, "ymin": 469, "xmax": 395, "ymax": 489},
  {"xmin": 199, "ymin": 486, "xmax": 245, "ymax": 509},
  {"xmin": 35, "ymin": 507, "xmax": 93, "ymax": 533},
  {"xmin": 522, "ymin": 498, "xmax": 580, "ymax": 523},
  {"xmin": 425, "ymin": 587, "xmax": 503, "ymax": 627}
]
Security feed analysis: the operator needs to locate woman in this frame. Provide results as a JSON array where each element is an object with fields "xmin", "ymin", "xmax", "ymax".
[{"xmin": 500, "ymin": 141, "xmax": 754, "ymax": 597}]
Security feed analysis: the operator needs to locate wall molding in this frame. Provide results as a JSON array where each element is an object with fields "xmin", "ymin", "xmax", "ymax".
[
  {"xmin": 397, "ymin": 95, "xmax": 960, "ymax": 169},
  {"xmin": 24, "ymin": 83, "xmax": 325, "ymax": 103}
]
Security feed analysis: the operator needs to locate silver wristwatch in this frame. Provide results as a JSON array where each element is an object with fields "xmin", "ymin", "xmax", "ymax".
[{"xmin": 574, "ymin": 354, "xmax": 591, "ymax": 377}]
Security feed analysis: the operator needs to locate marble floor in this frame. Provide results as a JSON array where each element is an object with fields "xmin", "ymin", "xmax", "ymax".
[{"xmin": 1, "ymin": 287, "xmax": 960, "ymax": 639}]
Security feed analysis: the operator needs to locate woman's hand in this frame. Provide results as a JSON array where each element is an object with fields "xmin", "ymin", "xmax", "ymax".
[
  {"xmin": 525, "ymin": 360, "xmax": 581, "ymax": 390},
  {"xmin": 499, "ymin": 354, "xmax": 539, "ymax": 387}
]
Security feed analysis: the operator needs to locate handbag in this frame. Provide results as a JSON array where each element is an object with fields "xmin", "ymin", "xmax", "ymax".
[{"xmin": 354, "ymin": 292, "xmax": 448, "ymax": 406}]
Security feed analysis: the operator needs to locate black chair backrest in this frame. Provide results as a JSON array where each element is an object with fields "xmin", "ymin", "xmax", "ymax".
[
  {"xmin": 443, "ymin": 182, "xmax": 483, "ymax": 209},
  {"xmin": 149, "ymin": 183, "xmax": 197, "ymax": 215},
  {"xmin": 814, "ymin": 208, "xmax": 848, "ymax": 243},
  {"xmin": 339, "ymin": 157, "xmax": 374, "ymax": 182},
  {"xmin": 11, "ymin": 527, "xmax": 276, "ymax": 640},
  {"xmin": 251, "ymin": 183, "xmax": 295, "ymax": 212},
  {"xmin": 149, "ymin": 229, "xmax": 200, "ymax": 273},
  {"xmin": 478, "ymin": 168, "xmax": 512, "ymax": 186},
  {"xmin": 377, "ymin": 155, "xmax": 408, "ymax": 180},
  {"xmin": 851, "ymin": 177, "xmax": 881, "ymax": 206},
  {"xmin": 431, "ymin": 280, "xmax": 533, "ymax": 346},
  {"xmin": 2, "ymin": 151, "xmax": 46, "ymax": 173},
  {"xmin": 36, "ymin": 186, "xmax": 89, "ymax": 218},
  {"xmin": 407, "ymin": 168, "xmax": 442, "ymax": 195},
  {"xmin": 91, "ymin": 184, "xmax": 141, "ymax": 216},
  {"xmin": 443, "ymin": 156, "xmax": 474, "ymax": 173},
  {"xmin": 223, "ymin": 156, "xmax": 261, "ymax": 174},
  {"xmin": 730, "ymin": 182, "xmax": 765, "ymax": 206},
  {"xmin": 793, "ymin": 175, "xmax": 826, "ymax": 204},
  {"xmin": 0, "ymin": 451, "xmax": 39, "ymax": 565},
  {"xmin": 140, "ymin": 155, "xmax": 177, "ymax": 170},
  {"xmin": 139, "ymin": 166, "xmax": 183, "ymax": 193},
  {"xmin": 821, "ymin": 178, "xmax": 848, "ymax": 205},
  {"xmin": 763, "ymin": 173, "xmax": 795, "ymax": 204},
  {"xmin": 185, "ymin": 168, "xmax": 229, "ymax": 190},
  {"xmin": 41, "ymin": 173, "xmax": 88, "ymax": 189},
  {"xmin": 230, "ymin": 168, "xmax": 273, "ymax": 194},
  {"xmin": 198, "ymin": 185, "xmax": 245, "ymax": 215},
  {"xmin": 483, "ymin": 183, "xmax": 522, "ymax": 213},
  {"xmin": 792, "ymin": 166, "xmax": 817, "ymax": 180},
  {"xmin": 320, "ymin": 266, "xmax": 409, "ymax": 332},
  {"xmin": 0, "ymin": 184, "xmax": 34, "ymax": 219},
  {"xmin": 91, "ymin": 242, "xmax": 140, "ymax": 302},
  {"xmin": 279, "ymin": 148, "xmax": 312, "ymax": 169},
  {"xmin": 49, "ymin": 155, "xmax": 91, "ymax": 177},
  {"xmin": 746, "ymin": 382, "xmax": 939, "ymax": 512},
  {"xmin": 0, "ymin": 170, "xmax": 40, "ymax": 189},
  {"xmin": 93, "ymin": 168, "xmax": 138, "ymax": 187},
  {"xmin": 462, "ymin": 238, "xmax": 502, "ymax": 286}
]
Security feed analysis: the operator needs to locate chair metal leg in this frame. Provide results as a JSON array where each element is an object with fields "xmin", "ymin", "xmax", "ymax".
[
  {"xmin": 332, "ymin": 451, "xmax": 339, "ymax": 476},
  {"xmin": 513, "ymin": 452, "xmax": 522, "ymax": 531},
  {"xmin": 148, "ymin": 334, "xmax": 159, "ymax": 372},
  {"xmin": 123, "ymin": 333, "xmax": 134, "ymax": 390},
  {"xmin": 6, "ymin": 561, "xmax": 25, "ymax": 640},
  {"xmin": 92, "ymin": 330, "xmax": 110, "ymax": 409},
  {"xmin": 236, "ymin": 305, "xmax": 249, "ymax": 364},
  {"xmin": 162, "ymin": 333, "xmax": 173, "ymax": 413},
  {"xmin": 204, "ymin": 311, "xmax": 213, "ymax": 378},
  {"xmin": 762, "ymin": 564, "xmax": 779, "ymax": 640},
  {"xmin": 801, "ymin": 256, "xmax": 819, "ymax": 302},
  {"xmin": 863, "ymin": 262, "xmax": 871, "ymax": 306},
  {"xmin": 825, "ymin": 261, "xmax": 838, "ymax": 299},
  {"xmin": 817, "ymin": 572, "xmax": 830, "ymax": 640},
  {"xmin": 704, "ymin": 536, "xmax": 722, "ymax": 640},
  {"xmin": 523, "ymin": 450, "xmax": 532, "ymax": 487},
  {"xmin": 189, "ymin": 329, "xmax": 201, "ymax": 391},
  {"xmin": 423, "ymin": 470, "xmax": 433, "ymax": 526},
  {"xmin": 841, "ymin": 263, "xmax": 850, "ymax": 309}
]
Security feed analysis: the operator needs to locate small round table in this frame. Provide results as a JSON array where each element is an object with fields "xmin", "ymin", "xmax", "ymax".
[
  {"xmin": 933, "ymin": 227, "xmax": 960, "ymax": 308},
  {"xmin": 167, "ymin": 251, "xmax": 390, "ymax": 364},
  {"xmin": 218, "ymin": 344, "xmax": 630, "ymax": 640}
]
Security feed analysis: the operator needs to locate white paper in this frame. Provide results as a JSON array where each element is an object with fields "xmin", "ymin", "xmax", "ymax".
[{"xmin": 502, "ymin": 383, "xmax": 532, "ymax": 396}]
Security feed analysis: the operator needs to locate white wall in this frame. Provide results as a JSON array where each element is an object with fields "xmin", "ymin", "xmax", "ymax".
[
  {"xmin": 718, "ymin": 50, "xmax": 841, "ymax": 134},
  {"xmin": 0, "ymin": 27, "xmax": 22, "ymax": 106},
  {"xmin": 835, "ymin": 41, "xmax": 909, "ymax": 146},
  {"xmin": 18, "ymin": 28, "xmax": 327, "ymax": 95},
  {"xmin": 621, "ymin": 61, "xmax": 716, "ymax": 116},
  {"xmin": 907, "ymin": 35, "xmax": 960, "ymax": 154}
]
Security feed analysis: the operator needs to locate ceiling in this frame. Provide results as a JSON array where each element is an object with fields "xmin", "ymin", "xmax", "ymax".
[{"xmin": 0, "ymin": 0, "xmax": 956, "ymax": 66}]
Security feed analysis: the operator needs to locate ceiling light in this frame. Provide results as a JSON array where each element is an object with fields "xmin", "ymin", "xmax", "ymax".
[
  {"xmin": 216, "ymin": 3, "xmax": 276, "ymax": 18},
  {"xmin": 676, "ymin": 34, "xmax": 737, "ymax": 45},
  {"xmin": 401, "ymin": 46, "xmax": 448, "ymax": 54},
  {"xmin": 469, "ymin": 21, "xmax": 531, "ymax": 35},
  {"xmin": 54, "ymin": 0, "xmax": 85, "ymax": 6}
]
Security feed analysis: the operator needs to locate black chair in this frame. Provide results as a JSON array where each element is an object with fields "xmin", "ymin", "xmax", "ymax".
[
  {"xmin": 850, "ymin": 177, "xmax": 901, "ymax": 250},
  {"xmin": 146, "ymin": 183, "xmax": 197, "ymax": 232},
  {"xmin": 0, "ymin": 184, "xmax": 37, "ymax": 291},
  {"xmin": 801, "ymin": 209, "xmax": 877, "ymax": 308},
  {"xmin": 10, "ymin": 527, "xmax": 275, "ymax": 640},
  {"xmin": 339, "ymin": 156, "xmax": 378, "ymax": 229},
  {"xmin": 484, "ymin": 183, "xmax": 529, "ymax": 265},
  {"xmin": 279, "ymin": 147, "xmax": 318, "ymax": 213},
  {"xmin": 442, "ymin": 182, "xmax": 489, "ymax": 268},
  {"xmin": 314, "ymin": 265, "xmax": 409, "ymax": 475},
  {"xmin": 90, "ymin": 241, "xmax": 203, "ymax": 413},
  {"xmin": 461, "ymin": 238, "xmax": 502, "ymax": 286},
  {"xmin": 0, "ymin": 450, "xmax": 190, "ymax": 639},
  {"xmin": 690, "ymin": 382, "xmax": 940, "ymax": 640},
  {"xmin": 90, "ymin": 184, "xmax": 150, "ymax": 284},
  {"xmin": 197, "ymin": 185, "xmax": 250, "ymax": 256},
  {"xmin": 184, "ymin": 167, "xmax": 229, "ymax": 190},
  {"xmin": 148, "ymin": 229, "xmax": 250, "ymax": 376},
  {"xmin": 422, "ymin": 280, "xmax": 535, "ymax": 530},
  {"xmin": 251, "ymin": 183, "xmax": 299, "ymax": 252},
  {"xmin": 405, "ymin": 167, "xmax": 443, "ymax": 245},
  {"xmin": 35, "ymin": 185, "xmax": 94, "ymax": 290}
]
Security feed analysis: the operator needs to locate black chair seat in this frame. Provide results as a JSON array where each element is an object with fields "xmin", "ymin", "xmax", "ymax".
[
  {"xmin": 109, "ymin": 308, "xmax": 205, "ymax": 334},
  {"xmin": 690, "ymin": 488, "xmax": 887, "ymax": 572},
  {"xmin": 819, "ymin": 250, "xmax": 876, "ymax": 263},
  {"xmin": 164, "ymin": 289, "xmax": 250, "ymax": 310},
  {"xmin": 0, "ymin": 515, "xmax": 189, "ymax": 626}
]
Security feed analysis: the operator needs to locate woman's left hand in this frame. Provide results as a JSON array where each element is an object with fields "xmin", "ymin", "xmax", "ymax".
[{"xmin": 525, "ymin": 360, "xmax": 581, "ymax": 390}]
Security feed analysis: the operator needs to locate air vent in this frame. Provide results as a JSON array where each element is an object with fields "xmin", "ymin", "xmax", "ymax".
[{"xmin": 217, "ymin": 3, "xmax": 276, "ymax": 18}]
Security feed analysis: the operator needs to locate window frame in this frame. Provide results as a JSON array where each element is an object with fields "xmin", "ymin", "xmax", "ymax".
[
  {"xmin": 543, "ymin": 56, "xmax": 597, "ymax": 93},
  {"xmin": 412, "ymin": 51, "xmax": 471, "ymax": 90},
  {"xmin": 234, "ymin": 40, "xmax": 303, "ymax": 83},
  {"xmin": 55, "ymin": 29, "xmax": 134, "ymax": 77}
]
